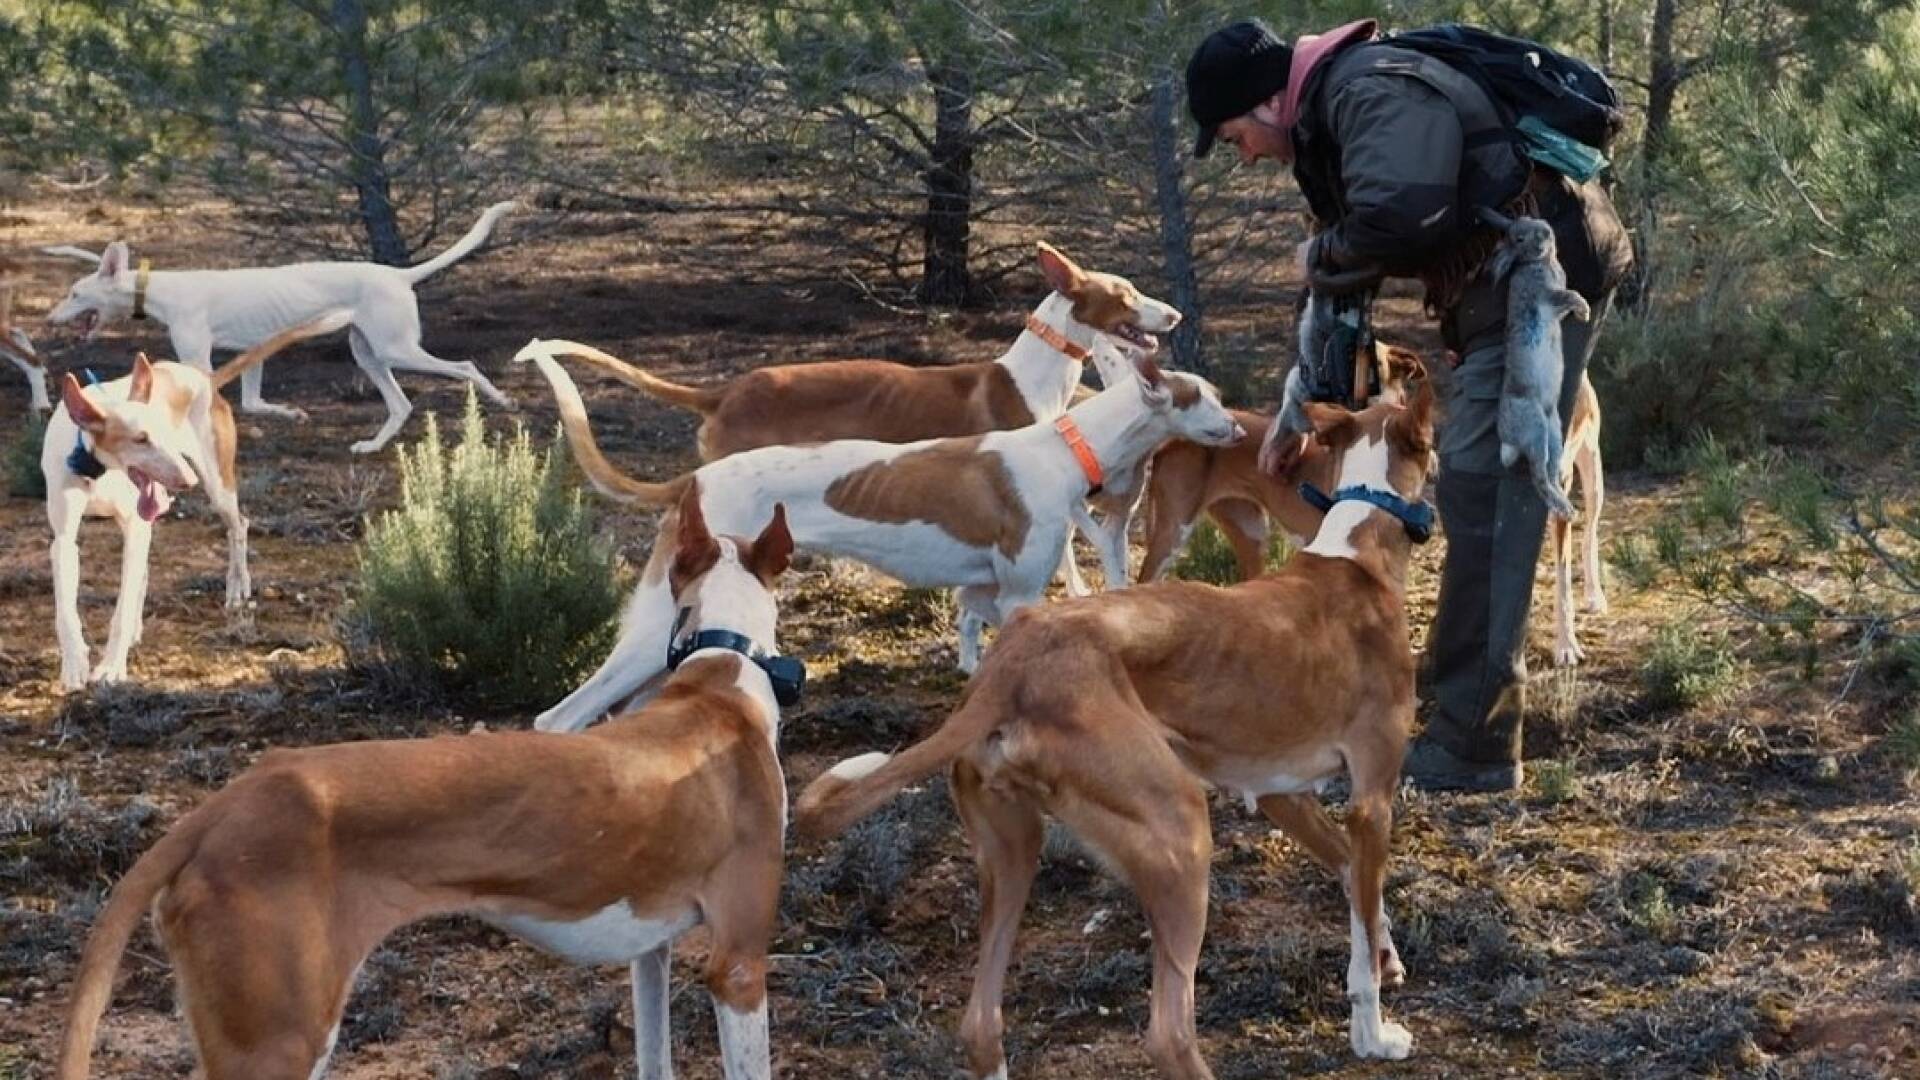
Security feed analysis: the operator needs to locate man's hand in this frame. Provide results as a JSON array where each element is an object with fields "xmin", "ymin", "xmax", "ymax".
[{"xmin": 1297, "ymin": 231, "xmax": 1385, "ymax": 296}]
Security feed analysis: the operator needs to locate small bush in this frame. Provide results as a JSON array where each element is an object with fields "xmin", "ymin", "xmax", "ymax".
[
  {"xmin": 0, "ymin": 777, "xmax": 159, "ymax": 890},
  {"xmin": 6, "ymin": 410, "xmax": 45, "ymax": 499},
  {"xmin": 1888, "ymin": 709, "xmax": 1920, "ymax": 774},
  {"xmin": 1620, "ymin": 871, "xmax": 1680, "ymax": 941},
  {"xmin": 54, "ymin": 683, "xmax": 194, "ymax": 748},
  {"xmin": 1606, "ymin": 535, "xmax": 1661, "ymax": 592},
  {"xmin": 1168, "ymin": 519, "xmax": 1290, "ymax": 585},
  {"xmin": 348, "ymin": 392, "xmax": 626, "ymax": 709},
  {"xmin": 1532, "ymin": 759, "xmax": 1584, "ymax": 805},
  {"xmin": 1640, "ymin": 621, "xmax": 1746, "ymax": 712}
]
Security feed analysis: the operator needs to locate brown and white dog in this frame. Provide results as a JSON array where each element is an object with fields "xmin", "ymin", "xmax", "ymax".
[
  {"xmin": 1551, "ymin": 373, "xmax": 1607, "ymax": 666},
  {"xmin": 527, "ymin": 242, "xmax": 1161, "ymax": 462},
  {"xmin": 58, "ymin": 487, "xmax": 796, "ymax": 1080},
  {"xmin": 525, "ymin": 242, "xmax": 1165, "ymax": 597},
  {"xmin": 515, "ymin": 338, "xmax": 1245, "ymax": 731},
  {"xmin": 795, "ymin": 383, "xmax": 1439, "ymax": 1080},
  {"xmin": 1, "ymin": 278, "xmax": 48, "ymax": 412},
  {"xmin": 43, "ymin": 310, "xmax": 350, "ymax": 690},
  {"xmin": 1108, "ymin": 342, "xmax": 1426, "ymax": 586}
]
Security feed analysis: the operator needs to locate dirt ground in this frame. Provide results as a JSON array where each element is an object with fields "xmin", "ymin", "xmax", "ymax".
[{"xmin": 1, "ymin": 192, "xmax": 1916, "ymax": 1080}]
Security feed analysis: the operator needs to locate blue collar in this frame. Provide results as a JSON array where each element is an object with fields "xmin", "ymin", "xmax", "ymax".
[
  {"xmin": 665, "ymin": 608, "xmax": 806, "ymax": 707},
  {"xmin": 66, "ymin": 368, "xmax": 107, "ymax": 480},
  {"xmin": 1299, "ymin": 483, "xmax": 1436, "ymax": 544}
]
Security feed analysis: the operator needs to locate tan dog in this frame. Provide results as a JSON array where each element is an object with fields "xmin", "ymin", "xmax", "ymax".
[
  {"xmin": 1551, "ymin": 373, "xmax": 1607, "ymax": 665},
  {"xmin": 2, "ymin": 278, "xmax": 49, "ymax": 411},
  {"xmin": 44, "ymin": 311, "xmax": 350, "ymax": 690},
  {"xmin": 794, "ymin": 384, "xmax": 1439, "ymax": 1080},
  {"xmin": 1119, "ymin": 343, "xmax": 1426, "ymax": 585},
  {"xmin": 59, "ymin": 487, "xmax": 796, "ymax": 1080},
  {"xmin": 532, "ymin": 243, "xmax": 1164, "ymax": 461}
]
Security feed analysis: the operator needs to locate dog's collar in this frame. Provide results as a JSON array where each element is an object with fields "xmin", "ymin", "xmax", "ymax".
[
  {"xmin": 67, "ymin": 368, "xmax": 108, "ymax": 480},
  {"xmin": 1025, "ymin": 313, "xmax": 1091, "ymax": 363},
  {"xmin": 1299, "ymin": 483, "xmax": 1435, "ymax": 544},
  {"xmin": 665, "ymin": 608, "xmax": 805, "ymax": 707},
  {"xmin": 1054, "ymin": 415, "xmax": 1104, "ymax": 496},
  {"xmin": 133, "ymin": 259, "xmax": 151, "ymax": 321}
]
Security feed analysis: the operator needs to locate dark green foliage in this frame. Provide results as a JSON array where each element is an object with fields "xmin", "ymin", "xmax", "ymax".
[
  {"xmin": 349, "ymin": 392, "xmax": 626, "ymax": 710},
  {"xmin": 1167, "ymin": 518, "xmax": 1289, "ymax": 585},
  {"xmin": 5, "ymin": 411, "xmax": 45, "ymax": 500}
]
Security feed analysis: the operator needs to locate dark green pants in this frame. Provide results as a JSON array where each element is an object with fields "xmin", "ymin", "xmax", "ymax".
[
  {"xmin": 1424, "ymin": 177, "xmax": 1630, "ymax": 765},
  {"xmin": 1424, "ymin": 302, "xmax": 1606, "ymax": 764}
]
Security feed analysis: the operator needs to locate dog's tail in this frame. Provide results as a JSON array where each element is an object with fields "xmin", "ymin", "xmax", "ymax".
[
  {"xmin": 794, "ymin": 694, "xmax": 1002, "ymax": 841},
  {"xmin": 400, "ymin": 200, "xmax": 516, "ymax": 284},
  {"xmin": 57, "ymin": 805, "xmax": 215, "ymax": 1080},
  {"xmin": 514, "ymin": 338, "xmax": 692, "ymax": 507},
  {"xmin": 209, "ymin": 309, "xmax": 353, "ymax": 391},
  {"xmin": 524, "ymin": 339, "xmax": 724, "ymax": 415}
]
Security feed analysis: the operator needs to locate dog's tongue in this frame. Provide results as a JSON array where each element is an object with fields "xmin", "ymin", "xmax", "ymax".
[{"xmin": 131, "ymin": 469, "xmax": 171, "ymax": 522}]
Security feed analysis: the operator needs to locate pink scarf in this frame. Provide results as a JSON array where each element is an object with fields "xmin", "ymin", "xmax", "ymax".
[{"xmin": 1277, "ymin": 20, "xmax": 1379, "ymax": 145}]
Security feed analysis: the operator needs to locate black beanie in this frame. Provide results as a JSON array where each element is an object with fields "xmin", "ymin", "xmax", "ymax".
[{"xmin": 1186, "ymin": 19, "xmax": 1293, "ymax": 159}]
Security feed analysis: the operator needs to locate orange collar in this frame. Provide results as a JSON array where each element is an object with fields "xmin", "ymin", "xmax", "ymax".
[
  {"xmin": 1054, "ymin": 415, "xmax": 1104, "ymax": 494},
  {"xmin": 1025, "ymin": 314, "xmax": 1091, "ymax": 363}
]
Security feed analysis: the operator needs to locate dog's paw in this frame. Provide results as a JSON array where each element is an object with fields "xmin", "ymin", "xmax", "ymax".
[
  {"xmin": 1584, "ymin": 590, "xmax": 1610, "ymax": 616},
  {"xmin": 351, "ymin": 439, "xmax": 387, "ymax": 455},
  {"xmin": 88, "ymin": 660, "xmax": 128, "ymax": 686},
  {"xmin": 244, "ymin": 403, "xmax": 308, "ymax": 422},
  {"xmin": 1351, "ymin": 1020, "xmax": 1414, "ymax": 1060},
  {"xmin": 1553, "ymin": 636, "xmax": 1585, "ymax": 667}
]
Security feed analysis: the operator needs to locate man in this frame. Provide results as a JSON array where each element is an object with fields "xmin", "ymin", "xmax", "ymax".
[{"xmin": 1187, "ymin": 18, "xmax": 1634, "ymax": 792}]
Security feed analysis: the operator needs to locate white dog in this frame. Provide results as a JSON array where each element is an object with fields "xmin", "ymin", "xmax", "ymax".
[
  {"xmin": 43, "ymin": 201, "xmax": 517, "ymax": 452},
  {"xmin": 44, "ymin": 312, "xmax": 349, "ymax": 691},
  {"xmin": 517, "ymin": 338, "xmax": 1246, "ymax": 732}
]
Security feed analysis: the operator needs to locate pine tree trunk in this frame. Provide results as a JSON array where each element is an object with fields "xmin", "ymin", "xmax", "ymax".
[
  {"xmin": 333, "ymin": 0, "xmax": 408, "ymax": 266},
  {"xmin": 1597, "ymin": 0, "xmax": 1615, "ymax": 70},
  {"xmin": 1622, "ymin": 0, "xmax": 1677, "ymax": 311},
  {"xmin": 1149, "ymin": 71, "xmax": 1204, "ymax": 375},
  {"xmin": 920, "ymin": 61, "xmax": 975, "ymax": 308}
]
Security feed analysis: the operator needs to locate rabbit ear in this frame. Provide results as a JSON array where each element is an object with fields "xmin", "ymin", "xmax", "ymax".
[{"xmin": 1474, "ymin": 206, "xmax": 1515, "ymax": 231}]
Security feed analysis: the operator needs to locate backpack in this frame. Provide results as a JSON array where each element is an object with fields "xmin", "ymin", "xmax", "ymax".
[{"xmin": 1383, "ymin": 24, "xmax": 1624, "ymax": 155}]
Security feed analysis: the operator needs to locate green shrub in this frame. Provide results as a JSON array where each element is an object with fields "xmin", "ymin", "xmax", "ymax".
[
  {"xmin": 1532, "ymin": 759, "xmax": 1584, "ymax": 806},
  {"xmin": 1889, "ymin": 709, "xmax": 1920, "ymax": 775},
  {"xmin": 1606, "ymin": 535, "xmax": 1661, "ymax": 591},
  {"xmin": 1640, "ymin": 621, "xmax": 1746, "ymax": 712},
  {"xmin": 6, "ymin": 411, "xmax": 45, "ymax": 499},
  {"xmin": 348, "ymin": 392, "xmax": 626, "ymax": 709},
  {"xmin": 1167, "ymin": 519, "xmax": 1291, "ymax": 585}
]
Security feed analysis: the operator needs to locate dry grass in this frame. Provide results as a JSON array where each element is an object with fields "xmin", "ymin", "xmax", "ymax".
[{"xmin": 1, "ymin": 191, "xmax": 1916, "ymax": 1079}]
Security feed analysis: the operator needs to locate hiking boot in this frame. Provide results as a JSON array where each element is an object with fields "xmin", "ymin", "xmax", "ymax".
[{"xmin": 1401, "ymin": 735, "xmax": 1523, "ymax": 793}]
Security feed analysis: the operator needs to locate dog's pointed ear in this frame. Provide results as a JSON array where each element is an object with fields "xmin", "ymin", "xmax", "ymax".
[
  {"xmin": 1131, "ymin": 352, "xmax": 1171, "ymax": 407},
  {"xmin": 61, "ymin": 373, "xmax": 107, "ymax": 431},
  {"xmin": 748, "ymin": 504, "xmax": 794, "ymax": 583},
  {"xmin": 670, "ymin": 480, "xmax": 720, "ymax": 585},
  {"xmin": 1388, "ymin": 379, "xmax": 1437, "ymax": 453},
  {"xmin": 1376, "ymin": 344, "xmax": 1426, "ymax": 396},
  {"xmin": 1303, "ymin": 402, "xmax": 1358, "ymax": 448},
  {"xmin": 98, "ymin": 241, "xmax": 130, "ymax": 279},
  {"xmin": 1037, "ymin": 242, "xmax": 1086, "ymax": 298},
  {"xmin": 128, "ymin": 352, "xmax": 155, "ymax": 404}
]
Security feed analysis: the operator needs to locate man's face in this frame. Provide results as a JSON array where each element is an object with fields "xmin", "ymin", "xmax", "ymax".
[{"xmin": 1214, "ymin": 99, "xmax": 1290, "ymax": 166}]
